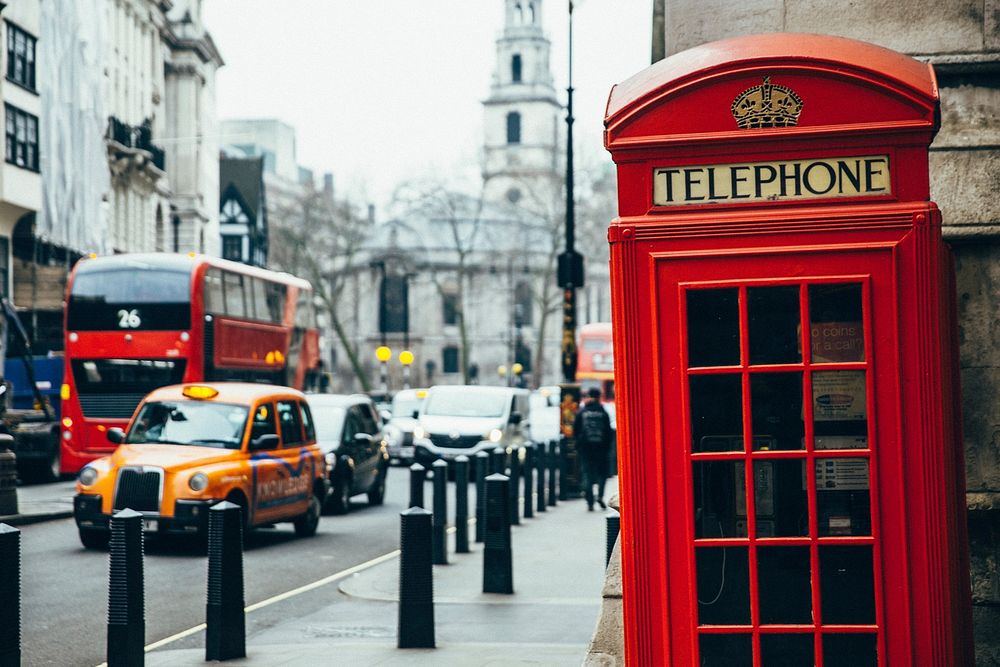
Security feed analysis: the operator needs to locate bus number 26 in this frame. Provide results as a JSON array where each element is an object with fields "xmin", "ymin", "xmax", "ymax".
[{"xmin": 117, "ymin": 309, "xmax": 141, "ymax": 329}]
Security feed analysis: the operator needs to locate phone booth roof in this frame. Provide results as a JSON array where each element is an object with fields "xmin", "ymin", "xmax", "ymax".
[{"xmin": 605, "ymin": 33, "xmax": 938, "ymax": 152}]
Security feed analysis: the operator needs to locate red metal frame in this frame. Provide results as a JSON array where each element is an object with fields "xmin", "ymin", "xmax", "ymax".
[
  {"xmin": 605, "ymin": 34, "xmax": 972, "ymax": 666},
  {"xmin": 60, "ymin": 254, "xmax": 320, "ymax": 474}
]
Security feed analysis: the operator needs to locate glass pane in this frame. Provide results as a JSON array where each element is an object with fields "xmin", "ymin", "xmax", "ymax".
[
  {"xmin": 809, "ymin": 284, "xmax": 864, "ymax": 363},
  {"xmin": 756, "ymin": 459, "xmax": 808, "ymax": 537},
  {"xmin": 816, "ymin": 458, "xmax": 871, "ymax": 536},
  {"xmin": 812, "ymin": 371, "xmax": 868, "ymax": 448},
  {"xmin": 822, "ymin": 634, "xmax": 877, "ymax": 667},
  {"xmin": 748, "ymin": 286, "xmax": 801, "ymax": 364},
  {"xmin": 699, "ymin": 634, "xmax": 752, "ymax": 667},
  {"xmin": 690, "ymin": 374, "xmax": 743, "ymax": 453},
  {"xmin": 751, "ymin": 372, "xmax": 804, "ymax": 451},
  {"xmin": 758, "ymin": 547, "xmax": 812, "ymax": 624},
  {"xmin": 687, "ymin": 288, "xmax": 740, "ymax": 367},
  {"xmin": 820, "ymin": 546, "xmax": 875, "ymax": 625},
  {"xmin": 696, "ymin": 546, "xmax": 750, "ymax": 625},
  {"xmin": 693, "ymin": 461, "xmax": 748, "ymax": 538},
  {"xmin": 760, "ymin": 634, "xmax": 814, "ymax": 666}
]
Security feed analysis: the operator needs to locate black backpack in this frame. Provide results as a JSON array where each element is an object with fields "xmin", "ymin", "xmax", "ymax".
[{"xmin": 579, "ymin": 409, "xmax": 607, "ymax": 446}]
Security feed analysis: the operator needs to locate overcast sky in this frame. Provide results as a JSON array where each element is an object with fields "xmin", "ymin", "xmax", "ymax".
[{"xmin": 203, "ymin": 0, "xmax": 653, "ymax": 211}]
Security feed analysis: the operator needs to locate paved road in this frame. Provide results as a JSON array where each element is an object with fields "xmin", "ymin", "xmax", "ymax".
[{"xmin": 19, "ymin": 467, "xmax": 414, "ymax": 667}]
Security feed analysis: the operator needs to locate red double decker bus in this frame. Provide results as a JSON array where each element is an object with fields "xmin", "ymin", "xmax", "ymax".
[
  {"xmin": 60, "ymin": 253, "xmax": 320, "ymax": 474},
  {"xmin": 577, "ymin": 322, "xmax": 615, "ymax": 402}
]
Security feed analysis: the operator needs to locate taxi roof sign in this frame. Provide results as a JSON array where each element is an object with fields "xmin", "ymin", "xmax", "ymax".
[{"xmin": 182, "ymin": 385, "xmax": 219, "ymax": 400}]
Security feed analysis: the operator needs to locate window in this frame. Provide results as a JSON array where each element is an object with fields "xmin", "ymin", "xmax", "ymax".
[
  {"xmin": 277, "ymin": 400, "xmax": 304, "ymax": 446},
  {"xmin": 442, "ymin": 346, "xmax": 460, "ymax": 374},
  {"xmin": 442, "ymin": 292, "xmax": 458, "ymax": 326},
  {"xmin": 506, "ymin": 112, "xmax": 521, "ymax": 144},
  {"xmin": 0, "ymin": 236, "xmax": 9, "ymax": 299},
  {"xmin": 250, "ymin": 403, "xmax": 277, "ymax": 445},
  {"xmin": 5, "ymin": 104, "xmax": 38, "ymax": 171},
  {"xmin": 220, "ymin": 197, "xmax": 250, "ymax": 225},
  {"xmin": 381, "ymin": 275, "xmax": 408, "ymax": 333},
  {"xmin": 514, "ymin": 281, "xmax": 533, "ymax": 326},
  {"xmin": 511, "ymin": 54, "xmax": 522, "ymax": 83},
  {"xmin": 300, "ymin": 402, "xmax": 316, "ymax": 441},
  {"xmin": 222, "ymin": 235, "xmax": 243, "ymax": 262},
  {"xmin": 222, "ymin": 271, "xmax": 246, "ymax": 317},
  {"xmin": 6, "ymin": 22, "xmax": 36, "ymax": 91}
]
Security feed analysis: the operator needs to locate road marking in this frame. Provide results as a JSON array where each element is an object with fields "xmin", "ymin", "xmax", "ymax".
[{"xmin": 93, "ymin": 548, "xmax": 402, "ymax": 664}]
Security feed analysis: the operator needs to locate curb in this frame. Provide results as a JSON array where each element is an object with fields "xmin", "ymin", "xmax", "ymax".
[{"xmin": 0, "ymin": 509, "xmax": 74, "ymax": 526}]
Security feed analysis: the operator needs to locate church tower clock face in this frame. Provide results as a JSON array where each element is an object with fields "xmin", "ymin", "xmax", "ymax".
[{"xmin": 482, "ymin": 0, "xmax": 562, "ymax": 209}]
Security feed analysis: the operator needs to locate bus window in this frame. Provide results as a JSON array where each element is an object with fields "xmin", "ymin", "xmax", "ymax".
[
  {"xmin": 266, "ymin": 281, "xmax": 285, "ymax": 323},
  {"xmin": 295, "ymin": 288, "xmax": 314, "ymax": 328},
  {"xmin": 223, "ymin": 272, "xmax": 246, "ymax": 318},
  {"xmin": 251, "ymin": 277, "xmax": 268, "ymax": 322},
  {"xmin": 67, "ymin": 268, "xmax": 191, "ymax": 331},
  {"xmin": 204, "ymin": 268, "xmax": 225, "ymax": 314}
]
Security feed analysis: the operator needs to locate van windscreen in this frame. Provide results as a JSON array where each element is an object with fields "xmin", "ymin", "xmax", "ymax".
[{"xmin": 424, "ymin": 390, "xmax": 507, "ymax": 418}]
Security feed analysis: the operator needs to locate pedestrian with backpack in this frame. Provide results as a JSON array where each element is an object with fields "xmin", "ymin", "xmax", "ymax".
[{"xmin": 573, "ymin": 387, "xmax": 613, "ymax": 511}]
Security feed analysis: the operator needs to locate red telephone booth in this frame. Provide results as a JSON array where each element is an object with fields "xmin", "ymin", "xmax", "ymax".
[{"xmin": 604, "ymin": 34, "xmax": 972, "ymax": 666}]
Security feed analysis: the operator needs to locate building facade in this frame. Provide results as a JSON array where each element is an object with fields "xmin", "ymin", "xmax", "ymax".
[
  {"xmin": 325, "ymin": 0, "xmax": 611, "ymax": 394},
  {"xmin": 18, "ymin": 0, "xmax": 222, "ymax": 353},
  {"xmin": 0, "ymin": 0, "xmax": 42, "ymax": 364},
  {"xmin": 218, "ymin": 154, "xmax": 267, "ymax": 267},
  {"xmin": 650, "ymin": 2, "xmax": 1000, "ymax": 662}
]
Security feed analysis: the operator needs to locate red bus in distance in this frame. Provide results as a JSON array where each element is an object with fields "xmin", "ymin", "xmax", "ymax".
[
  {"xmin": 578, "ymin": 322, "xmax": 615, "ymax": 402},
  {"xmin": 60, "ymin": 253, "xmax": 320, "ymax": 474}
]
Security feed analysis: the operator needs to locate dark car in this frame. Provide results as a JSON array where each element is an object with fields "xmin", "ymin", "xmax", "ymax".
[{"xmin": 307, "ymin": 394, "xmax": 389, "ymax": 514}]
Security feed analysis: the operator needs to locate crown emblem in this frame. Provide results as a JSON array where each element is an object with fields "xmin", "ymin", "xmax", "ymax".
[{"xmin": 731, "ymin": 76, "xmax": 804, "ymax": 129}]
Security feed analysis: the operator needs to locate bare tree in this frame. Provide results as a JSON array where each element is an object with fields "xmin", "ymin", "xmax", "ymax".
[
  {"xmin": 269, "ymin": 182, "xmax": 372, "ymax": 391},
  {"xmin": 391, "ymin": 178, "xmax": 489, "ymax": 384}
]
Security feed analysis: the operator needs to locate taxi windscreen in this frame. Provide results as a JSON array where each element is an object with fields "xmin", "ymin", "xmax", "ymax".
[{"xmin": 126, "ymin": 400, "xmax": 249, "ymax": 449}]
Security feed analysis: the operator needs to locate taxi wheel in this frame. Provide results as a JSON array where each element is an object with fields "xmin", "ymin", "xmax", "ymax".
[
  {"xmin": 294, "ymin": 493, "xmax": 322, "ymax": 537},
  {"xmin": 367, "ymin": 465, "xmax": 387, "ymax": 506},
  {"xmin": 79, "ymin": 528, "xmax": 110, "ymax": 550}
]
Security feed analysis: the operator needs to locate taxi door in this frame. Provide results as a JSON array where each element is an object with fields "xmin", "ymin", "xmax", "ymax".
[{"xmin": 252, "ymin": 400, "xmax": 313, "ymax": 524}]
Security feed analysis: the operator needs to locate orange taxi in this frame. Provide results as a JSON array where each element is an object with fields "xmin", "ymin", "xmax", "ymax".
[{"xmin": 73, "ymin": 383, "xmax": 327, "ymax": 549}]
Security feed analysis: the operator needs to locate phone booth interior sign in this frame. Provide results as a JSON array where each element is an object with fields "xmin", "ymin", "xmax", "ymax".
[{"xmin": 604, "ymin": 34, "xmax": 972, "ymax": 666}]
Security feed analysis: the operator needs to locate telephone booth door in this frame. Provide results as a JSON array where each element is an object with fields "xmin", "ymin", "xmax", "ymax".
[{"xmin": 658, "ymin": 246, "xmax": 905, "ymax": 666}]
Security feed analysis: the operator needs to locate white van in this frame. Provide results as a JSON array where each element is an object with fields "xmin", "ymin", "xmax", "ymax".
[{"xmin": 412, "ymin": 385, "xmax": 532, "ymax": 465}]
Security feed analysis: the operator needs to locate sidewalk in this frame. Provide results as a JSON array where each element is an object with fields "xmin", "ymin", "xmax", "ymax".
[
  {"xmin": 4, "ymin": 477, "xmax": 612, "ymax": 666},
  {"xmin": 0, "ymin": 479, "xmax": 76, "ymax": 525},
  {"xmin": 144, "ymin": 488, "xmax": 610, "ymax": 666}
]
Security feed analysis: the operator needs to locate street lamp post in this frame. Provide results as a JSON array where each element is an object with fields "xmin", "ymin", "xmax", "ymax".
[
  {"xmin": 497, "ymin": 365, "xmax": 507, "ymax": 386},
  {"xmin": 400, "ymin": 350, "xmax": 414, "ymax": 390},
  {"xmin": 375, "ymin": 345, "xmax": 392, "ymax": 395},
  {"xmin": 558, "ymin": 1, "xmax": 583, "ymax": 384}
]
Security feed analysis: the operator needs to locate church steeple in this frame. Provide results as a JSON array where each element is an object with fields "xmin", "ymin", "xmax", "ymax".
[{"xmin": 483, "ymin": 0, "xmax": 561, "ymax": 207}]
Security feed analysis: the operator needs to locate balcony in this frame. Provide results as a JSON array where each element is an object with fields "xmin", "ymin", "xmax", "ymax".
[{"xmin": 106, "ymin": 116, "xmax": 167, "ymax": 176}]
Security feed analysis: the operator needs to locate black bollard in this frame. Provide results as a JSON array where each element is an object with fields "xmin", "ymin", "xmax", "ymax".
[
  {"xmin": 431, "ymin": 459, "xmax": 448, "ymax": 565},
  {"xmin": 483, "ymin": 474, "xmax": 513, "ymax": 594},
  {"xmin": 490, "ymin": 446, "xmax": 506, "ymax": 476},
  {"xmin": 398, "ymin": 507, "xmax": 435, "ymax": 649},
  {"xmin": 474, "ymin": 451, "xmax": 489, "ymax": 543},
  {"xmin": 606, "ymin": 511, "xmax": 621, "ymax": 568},
  {"xmin": 547, "ymin": 440, "xmax": 558, "ymax": 506},
  {"xmin": 535, "ymin": 441, "xmax": 547, "ymax": 513},
  {"xmin": 508, "ymin": 447, "xmax": 520, "ymax": 526},
  {"xmin": 522, "ymin": 445, "xmax": 534, "ymax": 519},
  {"xmin": 453, "ymin": 456, "xmax": 470, "ymax": 554},
  {"xmin": 409, "ymin": 463, "xmax": 426, "ymax": 508},
  {"xmin": 558, "ymin": 437, "xmax": 570, "ymax": 501},
  {"xmin": 107, "ymin": 508, "xmax": 144, "ymax": 667},
  {"xmin": 206, "ymin": 501, "xmax": 245, "ymax": 661},
  {"xmin": 0, "ymin": 524, "xmax": 20, "ymax": 667}
]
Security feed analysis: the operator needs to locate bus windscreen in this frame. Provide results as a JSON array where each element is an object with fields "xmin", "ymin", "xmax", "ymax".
[{"xmin": 67, "ymin": 269, "xmax": 192, "ymax": 331}]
